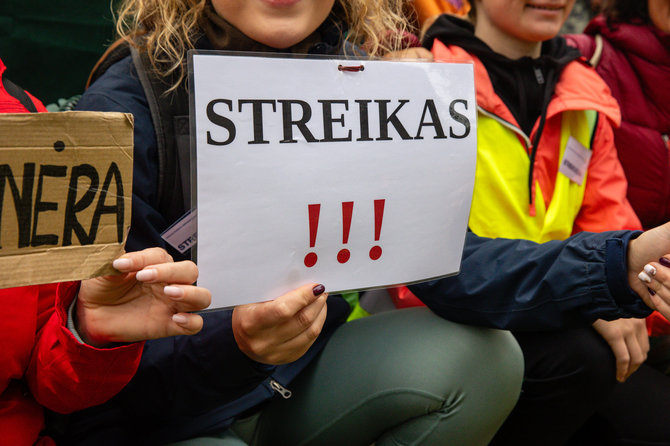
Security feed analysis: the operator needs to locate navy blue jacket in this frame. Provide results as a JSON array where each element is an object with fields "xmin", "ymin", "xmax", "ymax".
[{"xmin": 63, "ymin": 54, "xmax": 650, "ymax": 445}]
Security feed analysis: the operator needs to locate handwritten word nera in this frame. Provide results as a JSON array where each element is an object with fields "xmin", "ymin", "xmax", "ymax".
[{"xmin": 0, "ymin": 162, "xmax": 125, "ymax": 249}]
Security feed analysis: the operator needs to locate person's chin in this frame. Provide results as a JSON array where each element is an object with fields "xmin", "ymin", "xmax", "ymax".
[
  {"xmin": 524, "ymin": 25, "xmax": 563, "ymax": 42},
  {"xmin": 255, "ymin": 31, "xmax": 309, "ymax": 49}
]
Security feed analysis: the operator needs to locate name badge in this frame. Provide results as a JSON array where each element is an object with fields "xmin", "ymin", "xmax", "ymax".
[
  {"xmin": 559, "ymin": 136, "xmax": 592, "ymax": 185},
  {"xmin": 161, "ymin": 210, "xmax": 197, "ymax": 254}
]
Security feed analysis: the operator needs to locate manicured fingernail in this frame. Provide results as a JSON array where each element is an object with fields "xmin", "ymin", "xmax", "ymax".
[
  {"xmin": 638, "ymin": 271, "xmax": 652, "ymax": 283},
  {"xmin": 644, "ymin": 264, "xmax": 657, "ymax": 276},
  {"xmin": 164, "ymin": 286, "xmax": 184, "ymax": 298},
  {"xmin": 648, "ymin": 287, "xmax": 656, "ymax": 296},
  {"xmin": 312, "ymin": 284, "xmax": 325, "ymax": 296},
  {"xmin": 172, "ymin": 314, "xmax": 188, "ymax": 325},
  {"xmin": 112, "ymin": 258, "xmax": 132, "ymax": 270},
  {"xmin": 660, "ymin": 257, "xmax": 670, "ymax": 268},
  {"xmin": 136, "ymin": 269, "xmax": 157, "ymax": 282}
]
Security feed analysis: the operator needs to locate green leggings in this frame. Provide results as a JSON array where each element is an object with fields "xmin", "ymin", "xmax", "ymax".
[{"xmin": 170, "ymin": 308, "xmax": 523, "ymax": 446}]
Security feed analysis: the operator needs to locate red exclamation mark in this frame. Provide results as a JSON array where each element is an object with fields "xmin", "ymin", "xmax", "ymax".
[
  {"xmin": 337, "ymin": 201, "xmax": 354, "ymax": 263},
  {"xmin": 369, "ymin": 199, "xmax": 385, "ymax": 260},
  {"xmin": 304, "ymin": 204, "xmax": 320, "ymax": 268}
]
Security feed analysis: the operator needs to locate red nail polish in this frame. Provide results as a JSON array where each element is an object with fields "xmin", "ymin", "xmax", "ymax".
[
  {"xmin": 648, "ymin": 287, "xmax": 656, "ymax": 296},
  {"xmin": 312, "ymin": 284, "xmax": 325, "ymax": 296},
  {"xmin": 659, "ymin": 257, "xmax": 670, "ymax": 268}
]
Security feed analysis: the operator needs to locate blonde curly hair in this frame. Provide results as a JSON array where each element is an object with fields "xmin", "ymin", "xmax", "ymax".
[{"xmin": 114, "ymin": 0, "xmax": 415, "ymax": 90}]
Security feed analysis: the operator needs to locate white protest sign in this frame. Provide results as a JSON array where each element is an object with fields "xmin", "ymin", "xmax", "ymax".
[{"xmin": 191, "ymin": 53, "xmax": 477, "ymax": 309}]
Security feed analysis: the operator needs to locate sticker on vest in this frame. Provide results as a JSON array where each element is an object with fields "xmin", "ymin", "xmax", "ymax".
[
  {"xmin": 161, "ymin": 210, "xmax": 197, "ymax": 254},
  {"xmin": 559, "ymin": 136, "xmax": 592, "ymax": 185}
]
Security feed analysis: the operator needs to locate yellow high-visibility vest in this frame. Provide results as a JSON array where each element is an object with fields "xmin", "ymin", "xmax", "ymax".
[{"xmin": 469, "ymin": 108, "xmax": 598, "ymax": 243}]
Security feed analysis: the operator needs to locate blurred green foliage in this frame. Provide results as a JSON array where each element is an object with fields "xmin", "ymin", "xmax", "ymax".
[{"xmin": 0, "ymin": 1, "xmax": 117, "ymax": 103}]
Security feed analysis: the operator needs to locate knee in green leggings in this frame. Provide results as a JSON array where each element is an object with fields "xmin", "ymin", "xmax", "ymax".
[
  {"xmin": 170, "ymin": 308, "xmax": 523, "ymax": 446},
  {"xmin": 249, "ymin": 308, "xmax": 524, "ymax": 446}
]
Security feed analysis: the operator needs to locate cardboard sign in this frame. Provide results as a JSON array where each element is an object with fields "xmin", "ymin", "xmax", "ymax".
[
  {"xmin": 0, "ymin": 111, "xmax": 133, "ymax": 288},
  {"xmin": 191, "ymin": 53, "xmax": 477, "ymax": 309}
]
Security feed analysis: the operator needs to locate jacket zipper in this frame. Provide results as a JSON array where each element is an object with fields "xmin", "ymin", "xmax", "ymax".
[{"xmin": 270, "ymin": 379, "xmax": 292, "ymax": 399}]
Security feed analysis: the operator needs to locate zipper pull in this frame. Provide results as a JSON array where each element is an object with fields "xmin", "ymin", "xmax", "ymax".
[
  {"xmin": 270, "ymin": 379, "xmax": 292, "ymax": 399},
  {"xmin": 534, "ymin": 67, "xmax": 545, "ymax": 85},
  {"xmin": 662, "ymin": 134, "xmax": 669, "ymax": 150}
]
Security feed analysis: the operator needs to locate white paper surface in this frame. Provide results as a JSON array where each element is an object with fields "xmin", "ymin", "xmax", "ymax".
[{"xmin": 191, "ymin": 53, "xmax": 477, "ymax": 309}]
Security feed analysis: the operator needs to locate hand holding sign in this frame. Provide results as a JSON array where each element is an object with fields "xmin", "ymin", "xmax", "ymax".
[
  {"xmin": 77, "ymin": 248, "xmax": 211, "ymax": 347},
  {"xmin": 232, "ymin": 283, "xmax": 328, "ymax": 365}
]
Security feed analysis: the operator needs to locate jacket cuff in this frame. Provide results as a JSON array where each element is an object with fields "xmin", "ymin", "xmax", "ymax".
[
  {"xmin": 605, "ymin": 231, "xmax": 651, "ymax": 318},
  {"xmin": 66, "ymin": 294, "xmax": 87, "ymax": 344}
]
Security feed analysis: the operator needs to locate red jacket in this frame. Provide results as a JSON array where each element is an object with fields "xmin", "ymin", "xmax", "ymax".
[
  {"xmin": 0, "ymin": 283, "xmax": 144, "ymax": 446},
  {"xmin": 567, "ymin": 16, "xmax": 670, "ymax": 230},
  {"xmin": 0, "ymin": 58, "xmax": 144, "ymax": 445},
  {"xmin": 0, "ymin": 59, "xmax": 45, "ymax": 113}
]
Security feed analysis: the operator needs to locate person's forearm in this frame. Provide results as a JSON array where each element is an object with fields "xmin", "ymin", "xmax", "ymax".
[{"xmin": 411, "ymin": 230, "xmax": 650, "ymax": 331}]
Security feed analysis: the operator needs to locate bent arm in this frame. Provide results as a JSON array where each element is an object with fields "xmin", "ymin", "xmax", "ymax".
[
  {"xmin": 411, "ymin": 230, "xmax": 651, "ymax": 330},
  {"xmin": 26, "ymin": 282, "xmax": 143, "ymax": 414}
]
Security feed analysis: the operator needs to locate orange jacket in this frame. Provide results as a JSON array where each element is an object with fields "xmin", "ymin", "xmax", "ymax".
[
  {"xmin": 431, "ymin": 40, "xmax": 641, "ymax": 234},
  {"xmin": 392, "ymin": 36, "xmax": 647, "ymax": 315}
]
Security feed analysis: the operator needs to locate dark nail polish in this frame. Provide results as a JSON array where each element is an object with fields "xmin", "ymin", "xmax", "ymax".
[
  {"xmin": 648, "ymin": 287, "xmax": 656, "ymax": 296},
  {"xmin": 312, "ymin": 284, "xmax": 325, "ymax": 296},
  {"xmin": 659, "ymin": 257, "xmax": 670, "ymax": 268}
]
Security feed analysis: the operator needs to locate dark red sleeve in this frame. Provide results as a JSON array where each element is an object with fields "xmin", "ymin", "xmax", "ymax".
[
  {"xmin": 25, "ymin": 282, "xmax": 144, "ymax": 414},
  {"xmin": 573, "ymin": 116, "xmax": 642, "ymax": 234}
]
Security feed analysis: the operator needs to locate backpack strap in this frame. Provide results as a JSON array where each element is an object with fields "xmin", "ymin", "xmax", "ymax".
[
  {"xmin": 130, "ymin": 47, "xmax": 192, "ymax": 224},
  {"xmin": 589, "ymin": 34, "xmax": 604, "ymax": 68},
  {"xmin": 2, "ymin": 77, "xmax": 38, "ymax": 112},
  {"xmin": 89, "ymin": 39, "xmax": 193, "ymax": 228}
]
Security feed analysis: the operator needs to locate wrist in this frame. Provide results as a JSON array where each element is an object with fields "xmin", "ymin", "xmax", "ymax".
[
  {"xmin": 626, "ymin": 236, "xmax": 639, "ymax": 289},
  {"xmin": 74, "ymin": 299, "xmax": 117, "ymax": 348}
]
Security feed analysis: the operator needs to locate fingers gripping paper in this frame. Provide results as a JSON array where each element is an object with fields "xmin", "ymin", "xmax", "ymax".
[
  {"xmin": 191, "ymin": 54, "xmax": 477, "ymax": 309},
  {"xmin": 0, "ymin": 111, "xmax": 133, "ymax": 288}
]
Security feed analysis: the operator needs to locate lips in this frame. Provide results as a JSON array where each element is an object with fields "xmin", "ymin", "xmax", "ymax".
[
  {"xmin": 260, "ymin": 0, "xmax": 302, "ymax": 6},
  {"xmin": 526, "ymin": 3, "xmax": 565, "ymax": 10}
]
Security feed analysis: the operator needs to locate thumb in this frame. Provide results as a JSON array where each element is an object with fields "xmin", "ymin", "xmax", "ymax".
[
  {"xmin": 167, "ymin": 313, "xmax": 204, "ymax": 337},
  {"xmin": 274, "ymin": 283, "xmax": 325, "ymax": 311}
]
